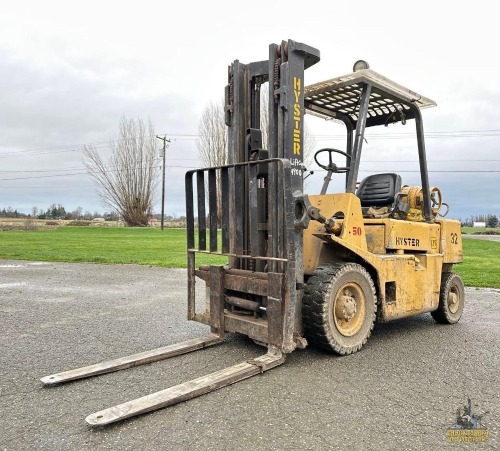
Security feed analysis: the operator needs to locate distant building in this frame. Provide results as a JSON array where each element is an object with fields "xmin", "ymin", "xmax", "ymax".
[
  {"xmin": 92, "ymin": 217, "xmax": 105, "ymax": 222},
  {"xmin": 473, "ymin": 222, "xmax": 486, "ymax": 228}
]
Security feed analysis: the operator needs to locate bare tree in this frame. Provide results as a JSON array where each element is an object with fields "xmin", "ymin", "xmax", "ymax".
[
  {"xmin": 197, "ymin": 100, "xmax": 228, "ymax": 168},
  {"xmin": 197, "ymin": 91, "xmax": 316, "ymax": 171},
  {"xmin": 196, "ymin": 100, "xmax": 228, "ymax": 225},
  {"xmin": 196, "ymin": 91, "xmax": 317, "ymax": 224},
  {"xmin": 83, "ymin": 117, "xmax": 159, "ymax": 227}
]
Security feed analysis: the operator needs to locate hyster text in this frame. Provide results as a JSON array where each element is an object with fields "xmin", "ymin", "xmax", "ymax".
[{"xmin": 396, "ymin": 237, "xmax": 420, "ymax": 247}]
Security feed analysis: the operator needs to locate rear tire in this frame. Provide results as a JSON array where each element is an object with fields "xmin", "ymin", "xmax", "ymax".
[
  {"xmin": 303, "ymin": 263, "xmax": 377, "ymax": 355},
  {"xmin": 431, "ymin": 272, "xmax": 465, "ymax": 324}
]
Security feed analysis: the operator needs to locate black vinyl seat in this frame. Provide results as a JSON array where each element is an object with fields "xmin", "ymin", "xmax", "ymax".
[{"xmin": 356, "ymin": 173, "xmax": 402, "ymax": 208}]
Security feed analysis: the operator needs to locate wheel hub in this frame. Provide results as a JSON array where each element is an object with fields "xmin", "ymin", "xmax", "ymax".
[
  {"xmin": 448, "ymin": 290, "xmax": 459, "ymax": 314},
  {"xmin": 335, "ymin": 293, "xmax": 357, "ymax": 321},
  {"xmin": 333, "ymin": 285, "xmax": 365, "ymax": 337}
]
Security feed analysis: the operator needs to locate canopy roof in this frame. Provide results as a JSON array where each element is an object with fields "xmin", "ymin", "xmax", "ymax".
[{"xmin": 304, "ymin": 68, "xmax": 436, "ymax": 128}]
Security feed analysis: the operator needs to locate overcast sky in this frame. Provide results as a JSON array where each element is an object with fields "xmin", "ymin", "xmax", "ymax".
[{"xmin": 1, "ymin": 1, "xmax": 499, "ymax": 220}]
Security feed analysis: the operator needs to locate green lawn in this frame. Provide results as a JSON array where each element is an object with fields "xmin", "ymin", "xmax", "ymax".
[
  {"xmin": 454, "ymin": 238, "xmax": 500, "ymax": 288},
  {"xmin": 461, "ymin": 227, "xmax": 499, "ymax": 234},
  {"xmin": 0, "ymin": 227, "xmax": 226, "ymax": 268},
  {"xmin": 0, "ymin": 227, "xmax": 498, "ymax": 288}
]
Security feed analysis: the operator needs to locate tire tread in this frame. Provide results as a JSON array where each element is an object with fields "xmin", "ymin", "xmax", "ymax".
[{"xmin": 303, "ymin": 263, "xmax": 377, "ymax": 355}]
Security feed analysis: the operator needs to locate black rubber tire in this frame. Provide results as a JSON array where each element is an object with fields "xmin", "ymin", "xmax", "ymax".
[
  {"xmin": 303, "ymin": 263, "xmax": 377, "ymax": 355},
  {"xmin": 431, "ymin": 272, "xmax": 465, "ymax": 324}
]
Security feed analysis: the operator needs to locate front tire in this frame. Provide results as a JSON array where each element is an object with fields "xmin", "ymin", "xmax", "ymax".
[
  {"xmin": 431, "ymin": 272, "xmax": 465, "ymax": 324},
  {"xmin": 303, "ymin": 263, "xmax": 377, "ymax": 355}
]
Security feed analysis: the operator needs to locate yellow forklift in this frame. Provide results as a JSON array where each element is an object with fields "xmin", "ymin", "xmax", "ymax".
[
  {"xmin": 41, "ymin": 39, "xmax": 464, "ymax": 426},
  {"xmin": 301, "ymin": 59, "xmax": 464, "ymax": 354}
]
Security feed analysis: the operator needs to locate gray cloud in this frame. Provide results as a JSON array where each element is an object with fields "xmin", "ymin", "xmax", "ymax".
[{"xmin": 1, "ymin": 2, "xmax": 499, "ymax": 221}]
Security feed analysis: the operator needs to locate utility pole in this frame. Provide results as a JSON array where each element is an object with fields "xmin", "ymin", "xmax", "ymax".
[{"xmin": 156, "ymin": 135, "xmax": 170, "ymax": 230}]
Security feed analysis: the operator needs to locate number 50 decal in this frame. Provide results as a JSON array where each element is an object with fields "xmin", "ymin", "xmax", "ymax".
[{"xmin": 352, "ymin": 226, "xmax": 362, "ymax": 236}]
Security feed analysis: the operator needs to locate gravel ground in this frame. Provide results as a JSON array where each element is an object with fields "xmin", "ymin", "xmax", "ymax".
[{"xmin": 0, "ymin": 259, "xmax": 498, "ymax": 450}]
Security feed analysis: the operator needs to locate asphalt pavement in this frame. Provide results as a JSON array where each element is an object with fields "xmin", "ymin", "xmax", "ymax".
[{"xmin": 0, "ymin": 259, "xmax": 498, "ymax": 451}]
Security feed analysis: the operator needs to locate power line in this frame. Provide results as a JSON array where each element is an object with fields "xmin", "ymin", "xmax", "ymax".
[
  {"xmin": 0, "ymin": 132, "xmax": 196, "ymax": 158},
  {"xmin": 1, "ymin": 166, "xmax": 498, "ymax": 183},
  {"xmin": 0, "ymin": 157, "xmax": 202, "ymax": 173},
  {"xmin": 0, "ymin": 164, "xmax": 199, "ymax": 182},
  {"xmin": 2, "ymin": 128, "xmax": 500, "ymax": 158},
  {"xmin": 1, "ymin": 185, "xmax": 95, "ymax": 189},
  {"xmin": 1, "ymin": 158, "xmax": 499, "ymax": 176},
  {"xmin": 1, "ymin": 127, "xmax": 498, "ymax": 182}
]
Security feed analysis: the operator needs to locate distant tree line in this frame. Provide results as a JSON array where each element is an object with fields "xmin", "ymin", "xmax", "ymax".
[
  {"xmin": 0, "ymin": 205, "xmax": 188, "ymax": 224},
  {"xmin": 0, "ymin": 204, "xmax": 119, "ymax": 221},
  {"xmin": 460, "ymin": 214, "xmax": 499, "ymax": 228},
  {"xmin": 0, "ymin": 207, "xmax": 25, "ymax": 218}
]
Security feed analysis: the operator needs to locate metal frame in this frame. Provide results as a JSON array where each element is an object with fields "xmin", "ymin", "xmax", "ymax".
[
  {"xmin": 41, "ymin": 39, "xmax": 320, "ymax": 427},
  {"xmin": 185, "ymin": 158, "xmax": 296, "ymax": 351},
  {"xmin": 304, "ymin": 68, "xmax": 437, "ymax": 222}
]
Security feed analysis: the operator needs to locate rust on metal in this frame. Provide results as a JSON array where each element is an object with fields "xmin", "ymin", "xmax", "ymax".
[
  {"xmin": 85, "ymin": 350, "xmax": 285, "ymax": 426},
  {"xmin": 40, "ymin": 335, "xmax": 223, "ymax": 385}
]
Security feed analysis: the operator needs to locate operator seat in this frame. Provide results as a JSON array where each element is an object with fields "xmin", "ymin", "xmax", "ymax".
[{"xmin": 356, "ymin": 173, "xmax": 402, "ymax": 210}]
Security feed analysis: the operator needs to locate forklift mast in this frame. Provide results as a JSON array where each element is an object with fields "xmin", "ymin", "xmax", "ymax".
[
  {"xmin": 185, "ymin": 39, "xmax": 320, "ymax": 353},
  {"xmin": 225, "ymin": 39, "xmax": 320, "ymax": 266}
]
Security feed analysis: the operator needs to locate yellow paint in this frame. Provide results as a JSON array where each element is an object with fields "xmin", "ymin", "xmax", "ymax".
[
  {"xmin": 304, "ymin": 193, "xmax": 367, "ymax": 273},
  {"xmin": 303, "ymin": 193, "xmax": 463, "ymax": 322},
  {"xmin": 435, "ymin": 219, "xmax": 463, "ymax": 263}
]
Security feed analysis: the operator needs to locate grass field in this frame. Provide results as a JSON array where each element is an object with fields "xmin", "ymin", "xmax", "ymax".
[
  {"xmin": 461, "ymin": 226, "xmax": 499, "ymax": 235},
  {"xmin": 453, "ymin": 239, "xmax": 499, "ymax": 288},
  {"xmin": 0, "ymin": 227, "xmax": 225, "ymax": 268},
  {"xmin": 0, "ymin": 227, "xmax": 499, "ymax": 288}
]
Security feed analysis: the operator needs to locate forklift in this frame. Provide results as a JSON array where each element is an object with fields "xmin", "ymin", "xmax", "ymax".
[{"xmin": 41, "ymin": 39, "xmax": 464, "ymax": 426}]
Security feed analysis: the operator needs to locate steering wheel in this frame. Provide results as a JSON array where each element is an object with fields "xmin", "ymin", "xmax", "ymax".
[
  {"xmin": 430, "ymin": 186, "xmax": 443, "ymax": 217},
  {"xmin": 314, "ymin": 148, "xmax": 351, "ymax": 173}
]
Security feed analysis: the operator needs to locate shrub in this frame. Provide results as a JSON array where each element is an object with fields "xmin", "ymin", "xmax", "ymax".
[
  {"xmin": 67, "ymin": 221, "xmax": 92, "ymax": 226},
  {"xmin": 478, "ymin": 229, "xmax": 500, "ymax": 235}
]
